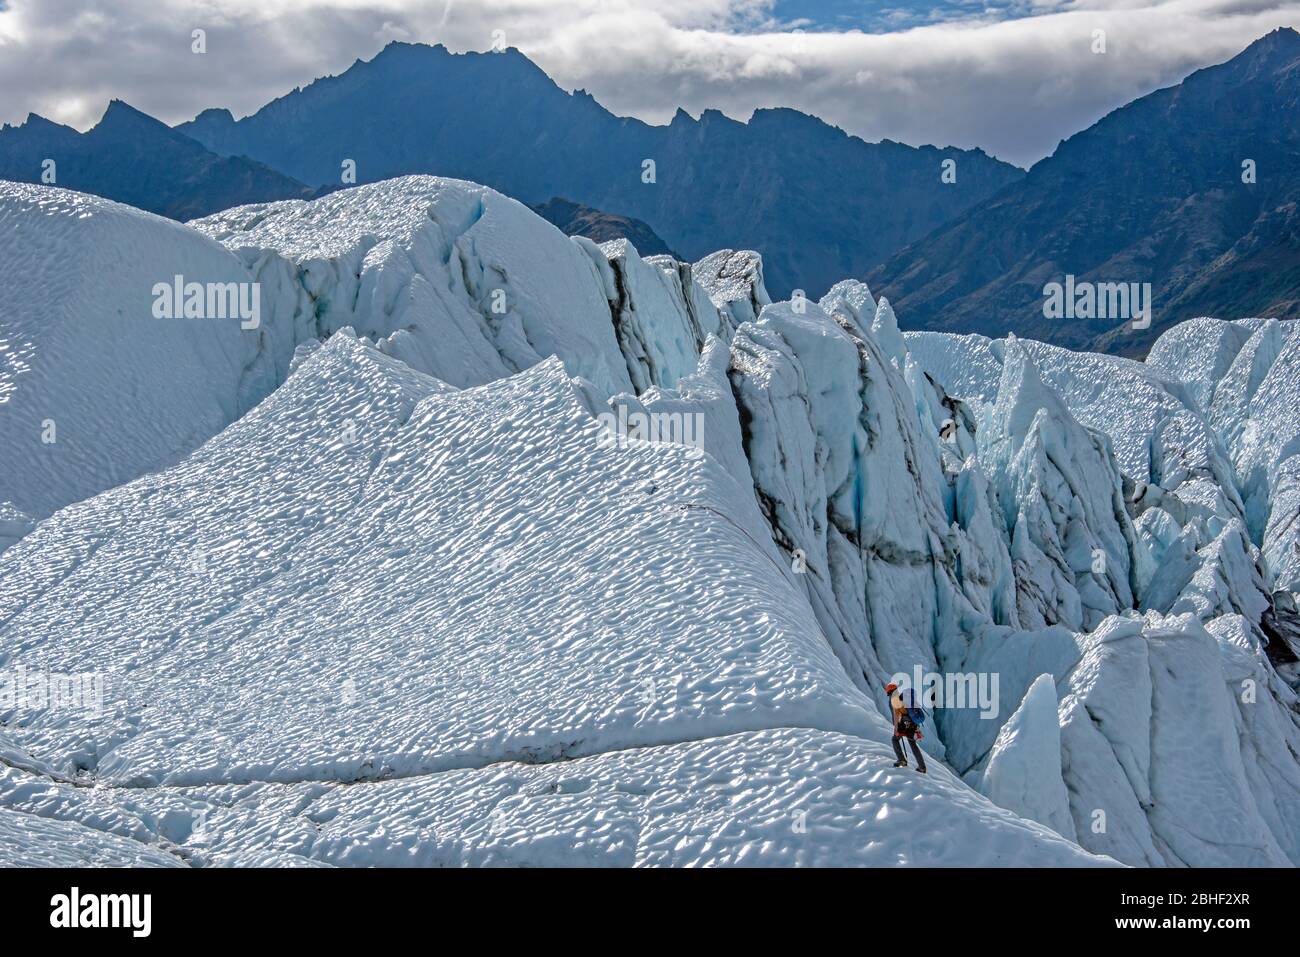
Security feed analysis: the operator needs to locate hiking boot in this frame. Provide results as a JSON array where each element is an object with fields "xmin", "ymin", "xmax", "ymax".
[
  {"xmin": 916, "ymin": 767, "xmax": 927, "ymax": 774},
  {"xmin": 893, "ymin": 760, "xmax": 908, "ymax": 768}
]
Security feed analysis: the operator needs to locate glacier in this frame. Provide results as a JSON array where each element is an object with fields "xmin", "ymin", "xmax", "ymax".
[
  {"xmin": 2, "ymin": 175, "xmax": 1298, "ymax": 867},
  {"xmin": 0, "ymin": 183, "xmax": 290, "ymax": 528}
]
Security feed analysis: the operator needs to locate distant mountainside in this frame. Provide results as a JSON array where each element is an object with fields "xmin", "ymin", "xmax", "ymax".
[
  {"xmin": 868, "ymin": 27, "xmax": 1300, "ymax": 356},
  {"xmin": 176, "ymin": 41, "xmax": 1023, "ymax": 297},
  {"xmin": 0, "ymin": 100, "xmax": 313, "ymax": 220},
  {"xmin": 531, "ymin": 197, "xmax": 679, "ymax": 258}
]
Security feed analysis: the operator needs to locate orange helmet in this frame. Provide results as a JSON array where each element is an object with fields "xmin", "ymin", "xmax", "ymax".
[{"xmin": 885, "ymin": 682, "xmax": 898, "ymax": 693}]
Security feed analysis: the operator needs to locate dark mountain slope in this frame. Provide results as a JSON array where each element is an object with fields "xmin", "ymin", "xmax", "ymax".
[
  {"xmin": 177, "ymin": 42, "xmax": 1023, "ymax": 297},
  {"xmin": 868, "ymin": 27, "xmax": 1300, "ymax": 355},
  {"xmin": 531, "ymin": 197, "xmax": 679, "ymax": 258},
  {"xmin": 0, "ymin": 100, "xmax": 313, "ymax": 221}
]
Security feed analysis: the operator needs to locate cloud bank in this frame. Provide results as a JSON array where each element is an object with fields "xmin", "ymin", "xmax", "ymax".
[{"xmin": 1, "ymin": 0, "xmax": 1298, "ymax": 166}]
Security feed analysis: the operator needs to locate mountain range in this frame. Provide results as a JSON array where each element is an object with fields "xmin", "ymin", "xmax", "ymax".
[
  {"xmin": 174, "ymin": 42, "xmax": 1022, "ymax": 300},
  {"xmin": 0, "ymin": 100, "xmax": 312, "ymax": 220},
  {"xmin": 0, "ymin": 101, "xmax": 681, "ymax": 258},
  {"xmin": 868, "ymin": 27, "xmax": 1300, "ymax": 355},
  {"xmin": 2, "ymin": 31, "xmax": 1297, "ymax": 353},
  {"xmin": 1, "ymin": 43, "xmax": 1017, "ymax": 300}
]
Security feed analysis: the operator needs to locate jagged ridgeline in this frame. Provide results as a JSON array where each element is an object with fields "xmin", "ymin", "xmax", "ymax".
[
  {"xmin": 1, "ymin": 176, "xmax": 1297, "ymax": 867},
  {"xmin": 2, "ymin": 41, "xmax": 1022, "ymax": 304},
  {"xmin": 869, "ymin": 28, "xmax": 1300, "ymax": 354}
]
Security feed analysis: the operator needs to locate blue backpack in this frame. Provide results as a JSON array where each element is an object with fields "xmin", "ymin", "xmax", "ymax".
[{"xmin": 902, "ymin": 688, "xmax": 927, "ymax": 725}]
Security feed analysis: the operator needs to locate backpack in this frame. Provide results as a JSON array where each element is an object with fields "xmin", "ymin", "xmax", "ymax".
[{"xmin": 902, "ymin": 688, "xmax": 927, "ymax": 725}]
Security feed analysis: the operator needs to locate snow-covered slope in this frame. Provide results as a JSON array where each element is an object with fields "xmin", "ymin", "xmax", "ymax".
[
  {"xmin": 0, "ymin": 333, "xmax": 876, "ymax": 785},
  {"xmin": 4, "ymin": 177, "xmax": 1298, "ymax": 868},
  {"xmin": 0, "ymin": 726, "xmax": 1105, "ymax": 867},
  {"xmin": 0, "ymin": 182, "xmax": 287, "ymax": 523},
  {"xmin": 1, "ymin": 176, "xmax": 737, "ymax": 550},
  {"xmin": 0, "ymin": 328, "xmax": 1106, "ymax": 866}
]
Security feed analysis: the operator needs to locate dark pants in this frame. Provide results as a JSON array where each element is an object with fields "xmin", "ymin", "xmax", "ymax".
[{"xmin": 892, "ymin": 732, "xmax": 926, "ymax": 771}]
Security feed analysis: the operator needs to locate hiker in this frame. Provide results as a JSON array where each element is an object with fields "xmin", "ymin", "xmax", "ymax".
[{"xmin": 886, "ymin": 682, "xmax": 927, "ymax": 773}]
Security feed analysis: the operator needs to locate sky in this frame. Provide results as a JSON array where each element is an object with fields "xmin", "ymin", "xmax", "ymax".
[{"xmin": 0, "ymin": 0, "xmax": 1298, "ymax": 167}]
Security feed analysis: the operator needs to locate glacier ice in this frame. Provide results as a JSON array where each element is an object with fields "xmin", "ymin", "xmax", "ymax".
[
  {"xmin": 0, "ymin": 333, "xmax": 879, "ymax": 786},
  {"xmin": 976, "ymin": 673, "xmax": 1075, "ymax": 841},
  {"xmin": 1149, "ymin": 317, "xmax": 1300, "ymax": 596},
  {"xmin": 0, "ymin": 175, "xmax": 740, "ymax": 548},
  {"xmin": 0, "ymin": 324, "xmax": 1102, "ymax": 866},
  {"xmin": 976, "ymin": 338, "xmax": 1143, "ymax": 631},
  {"xmin": 724, "ymin": 297, "xmax": 959, "ymax": 719},
  {"xmin": 0, "ymin": 182, "xmax": 290, "ymax": 523},
  {"xmin": 0, "ymin": 727, "xmax": 1106, "ymax": 868},
  {"xmin": 692, "ymin": 248, "xmax": 771, "ymax": 330},
  {"xmin": 3, "ymin": 175, "xmax": 1299, "ymax": 867},
  {"xmin": 192, "ymin": 176, "xmax": 635, "ymax": 396}
]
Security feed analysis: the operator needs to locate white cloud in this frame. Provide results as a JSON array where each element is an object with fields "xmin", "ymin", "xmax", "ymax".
[{"xmin": 1, "ymin": 0, "xmax": 1296, "ymax": 166}]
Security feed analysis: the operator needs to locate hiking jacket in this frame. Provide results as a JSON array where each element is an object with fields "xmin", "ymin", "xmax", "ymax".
[{"xmin": 889, "ymin": 691, "xmax": 908, "ymax": 729}]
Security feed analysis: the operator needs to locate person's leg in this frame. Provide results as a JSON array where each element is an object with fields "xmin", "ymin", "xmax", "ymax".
[
  {"xmin": 892, "ymin": 735, "xmax": 907, "ymax": 765},
  {"xmin": 907, "ymin": 736, "xmax": 926, "ymax": 772}
]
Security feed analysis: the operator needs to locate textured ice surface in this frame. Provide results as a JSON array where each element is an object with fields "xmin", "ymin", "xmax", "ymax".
[
  {"xmin": 0, "ymin": 328, "xmax": 1114, "ymax": 867},
  {"xmin": 0, "ymin": 728, "xmax": 185, "ymax": 866},
  {"xmin": 193, "ymin": 175, "xmax": 636, "ymax": 397},
  {"xmin": 0, "ymin": 333, "xmax": 877, "ymax": 786},
  {"xmin": 1145, "ymin": 317, "xmax": 1260, "ymax": 411},
  {"xmin": 726, "ymin": 300, "xmax": 959, "ymax": 707},
  {"xmin": 4, "ymin": 179, "xmax": 1298, "ymax": 868},
  {"xmin": 191, "ymin": 176, "xmax": 743, "ymax": 410},
  {"xmin": 0, "ymin": 805, "xmax": 183, "ymax": 868},
  {"xmin": 1, "ymin": 728, "xmax": 1109, "ymax": 867},
  {"xmin": 943, "ymin": 608, "xmax": 1300, "ymax": 867},
  {"xmin": 818, "ymin": 280, "xmax": 875, "ymax": 339},
  {"xmin": 1149, "ymin": 318, "xmax": 1300, "ymax": 592},
  {"xmin": 904, "ymin": 324, "xmax": 1287, "ymax": 638},
  {"xmin": 577, "ymin": 237, "xmax": 722, "ymax": 392},
  {"xmin": 606, "ymin": 336, "xmax": 755, "ymax": 493},
  {"xmin": 1, "ymin": 174, "xmax": 730, "ymax": 551},
  {"xmin": 0, "ymin": 182, "xmax": 285, "ymax": 521},
  {"xmin": 862, "ymin": 326, "xmax": 1300, "ymax": 865},
  {"xmin": 904, "ymin": 330, "xmax": 1224, "ymax": 485},
  {"xmin": 1058, "ymin": 613, "xmax": 1293, "ymax": 866},
  {"xmin": 976, "ymin": 339, "xmax": 1143, "ymax": 631},
  {"xmin": 692, "ymin": 248, "xmax": 771, "ymax": 330},
  {"xmin": 976, "ymin": 673, "xmax": 1075, "ymax": 841}
]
